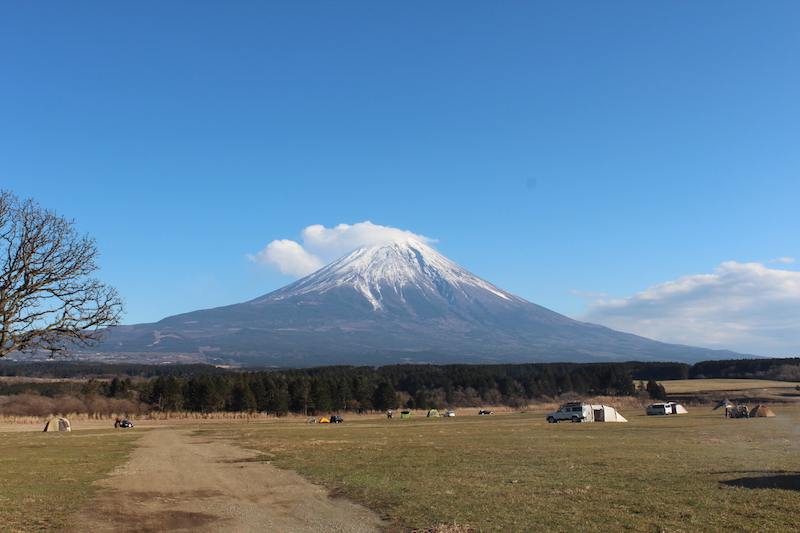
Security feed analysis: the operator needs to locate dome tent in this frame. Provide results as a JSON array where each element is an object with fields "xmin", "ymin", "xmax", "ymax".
[{"xmin": 43, "ymin": 418, "xmax": 71, "ymax": 432}]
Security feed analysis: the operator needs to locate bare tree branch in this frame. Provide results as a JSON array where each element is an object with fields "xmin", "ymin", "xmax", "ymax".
[{"xmin": 0, "ymin": 190, "xmax": 124, "ymax": 358}]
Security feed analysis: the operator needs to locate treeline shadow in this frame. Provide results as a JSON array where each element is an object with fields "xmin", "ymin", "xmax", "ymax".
[{"xmin": 718, "ymin": 470, "xmax": 800, "ymax": 491}]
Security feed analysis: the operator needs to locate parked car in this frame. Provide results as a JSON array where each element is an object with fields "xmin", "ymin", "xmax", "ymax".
[
  {"xmin": 545, "ymin": 402, "xmax": 628, "ymax": 423},
  {"xmin": 546, "ymin": 402, "xmax": 590, "ymax": 423},
  {"xmin": 478, "ymin": 409, "xmax": 493, "ymax": 415},
  {"xmin": 646, "ymin": 402, "xmax": 688, "ymax": 416},
  {"xmin": 330, "ymin": 415, "xmax": 344, "ymax": 423},
  {"xmin": 114, "ymin": 419, "xmax": 134, "ymax": 428},
  {"xmin": 729, "ymin": 406, "xmax": 749, "ymax": 418},
  {"xmin": 443, "ymin": 411, "xmax": 456, "ymax": 417},
  {"xmin": 646, "ymin": 403, "xmax": 677, "ymax": 415}
]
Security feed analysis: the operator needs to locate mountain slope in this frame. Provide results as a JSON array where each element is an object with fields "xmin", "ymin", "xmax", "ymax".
[{"xmin": 100, "ymin": 239, "xmax": 750, "ymax": 366}]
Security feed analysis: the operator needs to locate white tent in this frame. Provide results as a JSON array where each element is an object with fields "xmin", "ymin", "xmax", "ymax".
[
  {"xmin": 589, "ymin": 405, "xmax": 628, "ymax": 422},
  {"xmin": 713, "ymin": 398, "xmax": 734, "ymax": 411},
  {"xmin": 43, "ymin": 417, "xmax": 71, "ymax": 432},
  {"xmin": 671, "ymin": 403, "xmax": 689, "ymax": 414}
]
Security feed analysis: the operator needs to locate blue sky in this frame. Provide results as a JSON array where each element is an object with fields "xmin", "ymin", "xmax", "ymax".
[{"xmin": 2, "ymin": 2, "xmax": 799, "ymax": 358}]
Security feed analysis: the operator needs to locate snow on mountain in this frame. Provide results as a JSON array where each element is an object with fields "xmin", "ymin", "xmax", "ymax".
[
  {"xmin": 96, "ymin": 238, "xmax": 751, "ymax": 367},
  {"xmin": 254, "ymin": 238, "xmax": 522, "ymax": 311}
]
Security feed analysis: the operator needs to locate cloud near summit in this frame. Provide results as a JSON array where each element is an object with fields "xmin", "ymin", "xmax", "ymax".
[
  {"xmin": 248, "ymin": 222, "xmax": 435, "ymax": 277},
  {"xmin": 580, "ymin": 260, "xmax": 800, "ymax": 357}
]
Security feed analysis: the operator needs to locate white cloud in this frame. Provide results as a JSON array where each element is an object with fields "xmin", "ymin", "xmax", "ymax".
[
  {"xmin": 579, "ymin": 261, "xmax": 800, "ymax": 357},
  {"xmin": 248, "ymin": 221, "xmax": 435, "ymax": 277},
  {"xmin": 569, "ymin": 290, "xmax": 613, "ymax": 299},
  {"xmin": 247, "ymin": 239, "xmax": 325, "ymax": 276}
]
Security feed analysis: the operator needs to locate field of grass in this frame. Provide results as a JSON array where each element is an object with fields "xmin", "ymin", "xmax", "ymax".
[
  {"xmin": 661, "ymin": 378, "xmax": 800, "ymax": 394},
  {"xmin": 216, "ymin": 408, "xmax": 800, "ymax": 533},
  {"xmin": 0, "ymin": 429, "xmax": 139, "ymax": 532},
  {"xmin": 3, "ymin": 403, "xmax": 800, "ymax": 532},
  {"xmin": 661, "ymin": 379, "xmax": 800, "ymax": 407}
]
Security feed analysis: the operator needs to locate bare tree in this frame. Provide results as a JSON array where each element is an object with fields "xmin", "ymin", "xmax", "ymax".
[{"xmin": 0, "ymin": 190, "xmax": 124, "ymax": 358}]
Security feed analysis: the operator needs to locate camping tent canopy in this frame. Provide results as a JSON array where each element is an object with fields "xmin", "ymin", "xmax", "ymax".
[
  {"xmin": 671, "ymin": 403, "xmax": 689, "ymax": 414},
  {"xmin": 713, "ymin": 398, "xmax": 734, "ymax": 411},
  {"xmin": 43, "ymin": 418, "xmax": 71, "ymax": 432},
  {"xmin": 750, "ymin": 405, "xmax": 776, "ymax": 417},
  {"xmin": 591, "ymin": 404, "xmax": 628, "ymax": 422}
]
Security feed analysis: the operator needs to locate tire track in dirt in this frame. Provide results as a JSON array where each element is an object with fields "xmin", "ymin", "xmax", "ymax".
[{"xmin": 67, "ymin": 429, "xmax": 385, "ymax": 533}]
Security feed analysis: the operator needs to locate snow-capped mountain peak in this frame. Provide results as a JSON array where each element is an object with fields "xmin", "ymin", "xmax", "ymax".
[
  {"xmin": 103, "ymin": 236, "xmax": 748, "ymax": 367},
  {"xmin": 255, "ymin": 238, "xmax": 521, "ymax": 311}
]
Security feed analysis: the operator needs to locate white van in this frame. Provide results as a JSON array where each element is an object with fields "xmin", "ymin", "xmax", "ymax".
[
  {"xmin": 646, "ymin": 403, "xmax": 672, "ymax": 415},
  {"xmin": 646, "ymin": 402, "xmax": 688, "ymax": 415}
]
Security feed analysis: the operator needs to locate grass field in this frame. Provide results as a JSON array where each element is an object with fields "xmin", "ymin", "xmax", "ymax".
[
  {"xmin": 0, "ymin": 429, "xmax": 139, "ymax": 533},
  {"xmin": 660, "ymin": 379, "xmax": 800, "ymax": 407},
  {"xmin": 218, "ymin": 408, "xmax": 800, "ymax": 533},
  {"xmin": 661, "ymin": 378, "xmax": 800, "ymax": 394},
  {"xmin": 2, "ymin": 399, "xmax": 800, "ymax": 532}
]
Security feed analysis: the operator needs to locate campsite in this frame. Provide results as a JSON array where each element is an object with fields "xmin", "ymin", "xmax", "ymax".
[{"xmin": 2, "ymin": 402, "xmax": 800, "ymax": 533}]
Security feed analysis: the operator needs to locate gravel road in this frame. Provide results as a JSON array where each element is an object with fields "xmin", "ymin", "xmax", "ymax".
[{"xmin": 66, "ymin": 428, "xmax": 386, "ymax": 533}]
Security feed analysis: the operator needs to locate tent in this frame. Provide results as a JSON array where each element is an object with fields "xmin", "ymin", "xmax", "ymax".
[
  {"xmin": 750, "ymin": 405, "xmax": 776, "ymax": 417},
  {"xmin": 318, "ymin": 417, "xmax": 330, "ymax": 423},
  {"xmin": 713, "ymin": 398, "xmax": 736, "ymax": 417},
  {"xmin": 400, "ymin": 411, "xmax": 411, "ymax": 418},
  {"xmin": 671, "ymin": 403, "xmax": 689, "ymax": 414},
  {"xmin": 713, "ymin": 398, "xmax": 734, "ymax": 411},
  {"xmin": 43, "ymin": 417, "xmax": 71, "ymax": 432},
  {"xmin": 590, "ymin": 405, "xmax": 628, "ymax": 422},
  {"xmin": 427, "ymin": 409, "xmax": 439, "ymax": 418}
]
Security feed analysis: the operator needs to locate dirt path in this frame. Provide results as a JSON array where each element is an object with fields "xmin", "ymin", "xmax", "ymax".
[{"xmin": 67, "ymin": 428, "xmax": 385, "ymax": 533}]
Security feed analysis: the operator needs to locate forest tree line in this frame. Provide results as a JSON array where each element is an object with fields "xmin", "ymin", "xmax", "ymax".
[
  {"xmin": 0, "ymin": 364, "xmax": 636, "ymax": 415},
  {"xmin": 1, "ymin": 357, "xmax": 798, "ymax": 416}
]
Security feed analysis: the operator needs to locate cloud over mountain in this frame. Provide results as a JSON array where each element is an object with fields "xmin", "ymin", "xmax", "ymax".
[
  {"xmin": 250, "ymin": 223, "xmax": 799, "ymax": 358},
  {"xmin": 247, "ymin": 222, "xmax": 434, "ymax": 277},
  {"xmin": 104, "ymin": 239, "xmax": 743, "ymax": 366},
  {"xmin": 581, "ymin": 260, "xmax": 800, "ymax": 357}
]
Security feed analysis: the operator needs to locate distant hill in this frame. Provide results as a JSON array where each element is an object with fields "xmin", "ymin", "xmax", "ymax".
[{"xmin": 93, "ymin": 239, "xmax": 752, "ymax": 367}]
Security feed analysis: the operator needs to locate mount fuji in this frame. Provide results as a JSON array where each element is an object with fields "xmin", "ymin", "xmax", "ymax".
[{"xmin": 98, "ymin": 239, "xmax": 747, "ymax": 367}]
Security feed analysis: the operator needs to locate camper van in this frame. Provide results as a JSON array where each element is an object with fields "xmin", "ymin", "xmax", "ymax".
[
  {"xmin": 646, "ymin": 403, "xmax": 673, "ymax": 415},
  {"xmin": 646, "ymin": 402, "xmax": 688, "ymax": 416}
]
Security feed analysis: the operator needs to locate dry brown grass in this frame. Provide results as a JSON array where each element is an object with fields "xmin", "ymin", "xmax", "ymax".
[
  {"xmin": 0, "ymin": 398, "xmax": 655, "ymax": 429},
  {"xmin": 0, "ymin": 425, "xmax": 137, "ymax": 531},
  {"xmin": 659, "ymin": 378, "xmax": 800, "ymax": 406},
  {"xmin": 517, "ymin": 394, "xmax": 651, "ymax": 414},
  {"xmin": 411, "ymin": 524, "xmax": 475, "ymax": 533},
  {"xmin": 0, "ymin": 376, "xmax": 87, "ymax": 384},
  {"xmin": 661, "ymin": 378, "xmax": 800, "ymax": 393},
  {"xmin": 0, "ymin": 393, "xmax": 147, "ymax": 419},
  {"xmin": 229, "ymin": 406, "xmax": 800, "ymax": 533},
  {"xmin": 6, "ymin": 385, "xmax": 775, "ymax": 431}
]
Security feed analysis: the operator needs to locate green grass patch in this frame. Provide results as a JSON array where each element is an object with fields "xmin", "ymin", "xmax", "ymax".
[
  {"xmin": 219, "ymin": 409, "xmax": 800, "ymax": 533},
  {"xmin": 0, "ymin": 429, "xmax": 140, "ymax": 532}
]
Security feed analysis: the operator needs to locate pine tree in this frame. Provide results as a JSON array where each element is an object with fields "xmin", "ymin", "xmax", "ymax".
[
  {"xmin": 372, "ymin": 380, "xmax": 400, "ymax": 411},
  {"xmin": 646, "ymin": 379, "xmax": 668, "ymax": 400}
]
